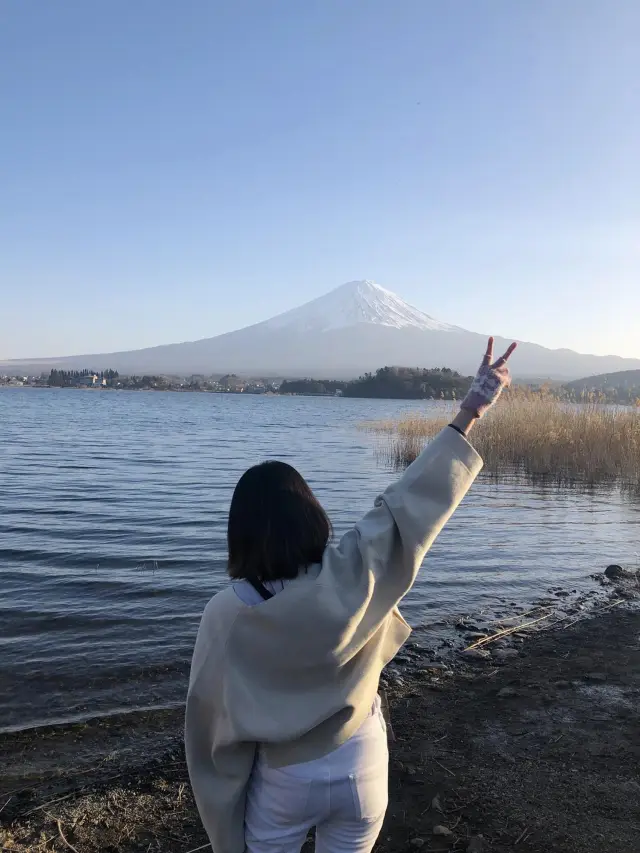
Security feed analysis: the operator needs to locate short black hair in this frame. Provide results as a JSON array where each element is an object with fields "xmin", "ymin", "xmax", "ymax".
[{"xmin": 227, "ymin": 460, "xmax": 332, "ymax": 582}]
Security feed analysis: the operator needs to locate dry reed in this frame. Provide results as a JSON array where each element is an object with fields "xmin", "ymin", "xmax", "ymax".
[{"xmin": 365, "ymin": 392, "xmax": 640, "ymax": 488}]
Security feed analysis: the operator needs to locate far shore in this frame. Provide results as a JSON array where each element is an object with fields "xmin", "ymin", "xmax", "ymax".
[{"xmin": 0, "ymin": 384, "xmax": 448, "ymax": 400}]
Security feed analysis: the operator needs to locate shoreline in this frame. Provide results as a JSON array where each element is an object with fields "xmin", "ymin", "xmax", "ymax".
[
  {"xmin": 1, "ymin": 385, "xmax": 443, "ymax": 401},
  {"xmin": 2, "ymin": 578, "xmax": 638, "ymax": 853},
  {"xmin": 0, "ymin": 573, "xmax": 622, "ymax": 739}
]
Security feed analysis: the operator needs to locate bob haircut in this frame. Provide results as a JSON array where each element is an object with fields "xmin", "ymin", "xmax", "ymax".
[{"xmin": 227, "ymin": 460, "xmax": 332, "ymax": 582}]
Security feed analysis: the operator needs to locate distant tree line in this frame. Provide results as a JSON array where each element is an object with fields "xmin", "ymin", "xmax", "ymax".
[
  {"xmin": 48, "ymin": 369, "xmax": 119, "ymax": 387},
  {"xmin": 279, "ymin": 378, "xmax": 348, "ymax": 396},
  {"xmin": 36, "ymin": 364, "xmax": 640, "ymax": 405},
  {"xmin": 280, "ymin": 367, "xmax": 472, "ymax": 400},
  {"xmin": 346, "ymin": 366, "xmax": 471, "ymax": 399},
  {"xmin": 561, "ymin": 387, "xmax": 640, "ymax": 405},
  {"xmin": 117, "ymin": 375, "xmax": 168, "ymax": 389},
  {"xmin": 561, "ymin": 370, "xmax": 640, "ymax": 405}
]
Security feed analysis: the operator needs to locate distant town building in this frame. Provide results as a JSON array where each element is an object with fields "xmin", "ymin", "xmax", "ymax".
[{"xmin": 219, "ymin": 374, "xmax": 245, "ymax": 392}]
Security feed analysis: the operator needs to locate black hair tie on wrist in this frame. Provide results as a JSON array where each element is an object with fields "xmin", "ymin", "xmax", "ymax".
[{"xmin": 448, "ymin": 423, "xmax": 466, "ymax": 437}]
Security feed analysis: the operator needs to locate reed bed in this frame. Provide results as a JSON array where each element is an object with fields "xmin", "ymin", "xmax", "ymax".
[{"xmin": 365, "ymin": 393, "xmax": 640, "ymax": 488}]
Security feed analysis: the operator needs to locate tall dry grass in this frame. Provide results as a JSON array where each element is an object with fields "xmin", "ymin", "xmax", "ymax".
[{"xmin": 365, "ymin": 392, "xmax": 640, "ymax": 488}]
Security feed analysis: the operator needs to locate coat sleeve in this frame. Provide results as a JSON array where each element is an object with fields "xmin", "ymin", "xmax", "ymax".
[
  {"xmin": 322, "ymin": 426, "xmax": 483, "ymax": 613},
  {"xmin": 185, "ymin": 610, "xmax": 256, "ymax": 853}
]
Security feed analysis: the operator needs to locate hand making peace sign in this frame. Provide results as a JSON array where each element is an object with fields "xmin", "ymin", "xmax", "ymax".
[{"xmin": 461, "ymin": 336, "xmax": 518, "ymax": 418}]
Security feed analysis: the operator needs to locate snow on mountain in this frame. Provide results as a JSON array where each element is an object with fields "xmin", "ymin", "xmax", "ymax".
[{"xmin": 261, "ymin": 280, "xmax": 459, "ymax": 334}]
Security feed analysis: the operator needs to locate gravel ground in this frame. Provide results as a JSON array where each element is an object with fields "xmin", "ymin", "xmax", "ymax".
[{"xmin": 1, "ymin": 595, "xmax": 638, "ymax": 853}]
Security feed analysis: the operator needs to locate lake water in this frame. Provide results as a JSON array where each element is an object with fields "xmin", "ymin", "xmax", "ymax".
[{"xmin": 1, "ymin": 387, "xmax": 638, "ymax": 732}]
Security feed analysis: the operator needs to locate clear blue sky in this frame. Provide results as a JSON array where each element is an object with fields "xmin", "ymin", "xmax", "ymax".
[{"xmin": 2, "ymin": 1, "xmax": 638, "ymax": 359}]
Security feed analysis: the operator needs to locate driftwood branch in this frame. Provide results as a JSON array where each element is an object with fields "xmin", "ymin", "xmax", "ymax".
[
  {"xmin": 433, "ymin": 758, "xmax": 455, "ymax": 777},
  {"xmin": 487, "ymin": 605, "xmax": 552, "ymax": 624},
  {"xmin": 57, "ymin": 819, "xmax": 81, "ymax": 853},
  {"xmin": 557, "ymin": 598, "xmax": 625, "ymax": 630},
  {"xmin": 463, "ymin": 613, "xmax": 554, "ymax": 651},
  {"xmin": 465, "ymin": 597, "xmax": 627, "ymax": 651},
  {"xmin": 25, "ymin": 791, "xmax": 82, "ymax": 816}
]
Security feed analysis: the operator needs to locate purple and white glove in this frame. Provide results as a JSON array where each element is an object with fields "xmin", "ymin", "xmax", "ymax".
[{"xmin": 461, "ymin": 337, "xmax": 517, "ymax": 418}]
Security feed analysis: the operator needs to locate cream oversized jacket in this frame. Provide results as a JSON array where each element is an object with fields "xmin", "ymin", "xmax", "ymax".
[{"xmin": 185, "ymin": 426, "xmax": 483, "ymax": 853}]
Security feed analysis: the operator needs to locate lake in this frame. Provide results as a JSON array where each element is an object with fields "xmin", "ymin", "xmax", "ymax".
[{"xmin": 1, "ymin": 387, "xmax": 638, "ymax": 732}]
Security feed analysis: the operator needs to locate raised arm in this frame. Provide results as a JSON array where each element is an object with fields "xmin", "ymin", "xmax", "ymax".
[{"xmin": 322, "ymin": 338, "xmax": 517, "ymax": 611}]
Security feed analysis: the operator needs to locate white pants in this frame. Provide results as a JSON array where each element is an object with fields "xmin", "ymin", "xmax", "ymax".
[{"xmin": 245, "ymin": 702, "xmax": 389, "ymax": 853}]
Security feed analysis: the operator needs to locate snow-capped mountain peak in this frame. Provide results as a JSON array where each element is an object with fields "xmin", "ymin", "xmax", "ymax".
[
  {"xmin": 261, "ymin": 280, "xmax": 457, "ymax": 334},
  {"xmin": 5, "ymin": 278, "xmax": 640, "ymax": 380}
]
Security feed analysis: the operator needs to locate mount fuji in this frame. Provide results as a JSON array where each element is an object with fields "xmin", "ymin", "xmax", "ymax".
[{"xmin": 3, "ymin": 280, "xmax": 639, "ymax": 379}]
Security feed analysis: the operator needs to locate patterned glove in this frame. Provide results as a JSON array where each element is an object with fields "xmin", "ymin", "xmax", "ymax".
[{"xmin": 461, "ymin": 337, "xmax": 517, "ymax": 418}]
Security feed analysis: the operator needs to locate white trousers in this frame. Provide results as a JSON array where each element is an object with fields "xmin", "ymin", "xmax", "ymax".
[{"xmin": 245, "ymin": 702, "xmax": 389, "ymax": 853}]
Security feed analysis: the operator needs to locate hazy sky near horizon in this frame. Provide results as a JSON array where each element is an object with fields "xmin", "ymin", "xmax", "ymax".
[{"xmin": 2, "ymin": 1, "xmax": 639, "ymax": 360}]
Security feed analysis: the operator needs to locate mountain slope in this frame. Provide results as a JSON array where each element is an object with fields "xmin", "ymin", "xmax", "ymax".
[
  {"xmin": 3, "ymin": 280, "xmax": 639, "ymax": 380},
  {"xmin": 565, "ymin": 369, "xmax": 640, "ymax": 393},
  {"xmin": 564, "ymin": 370, "xmax": 640, "ymax": 403}
]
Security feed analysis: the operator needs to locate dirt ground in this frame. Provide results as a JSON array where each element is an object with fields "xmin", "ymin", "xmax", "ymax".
[{"xmin": 1, "ymin": 606, "xmax": 639, "ymax": 853}]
